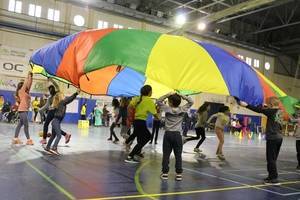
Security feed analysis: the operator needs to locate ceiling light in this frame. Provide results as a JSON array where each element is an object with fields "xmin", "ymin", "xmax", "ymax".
[
  {"xmin": 197, "ymin": 22, "xmax": 206, "ymax": 31},
  {"xmin": 175, "ymin": 14, "xmax": 186, "ymax": 26}
]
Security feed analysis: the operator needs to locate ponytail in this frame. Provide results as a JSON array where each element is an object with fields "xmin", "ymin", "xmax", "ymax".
[{"xmin": 135, "ymin": 85, "xmax": 152, "ymax": 107}]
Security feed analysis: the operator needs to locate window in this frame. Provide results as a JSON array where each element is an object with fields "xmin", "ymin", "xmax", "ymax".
[
  {"xmin": 113, "ymin": 24, "xmax": 123, "ymax": 29},
  {"xmin": 265, "ymin": 62, "xmax": 271, "ymax": 70},
  {"xmin": 97, "ymin": 20, "xmax": 108, "ymax": 29},
  {"xmin": 28, "ymin": 4, "xmax": 41, "ymax": 17},
  {"xmin": 246, "ymin": 57, "xmax": 252, "ymax": 66},
  {"xmin": 74, "ymin": 15, "xmax": 85, "ymax": 26},
  {"xmin": 237, "ymin": 54, "xmax": 244, "ymax": 60},
  {"xmin": 48, "ymin": 8, "xmax": 60, "ymax": 21},
  {"xmin": 8, "ymin": 0, "xmax": 22, "ymax": 13},
  {"xmin": 253, "ymin": 59, "xmax": 260, "ymax": 68}
]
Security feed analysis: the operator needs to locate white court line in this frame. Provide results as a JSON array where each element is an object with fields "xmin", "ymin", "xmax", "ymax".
[
  {"xmin": 259, "ymin": 172, "xmax": 298, "ymax": 176},
  {"xmin": 222, "ymin": 170, "xmax": 300, "ymax": 193},
  {"xmin": 283, "ymin": 192, "xmax": 300, "ymax": 196},
  {"xmin": 184, "ymin": 168, "xmax": 284, "ymax": 196}
]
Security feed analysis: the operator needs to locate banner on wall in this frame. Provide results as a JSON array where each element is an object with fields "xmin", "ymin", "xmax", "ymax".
[
  {"xmin": 0, "ymin": 45, "xmax": 32, "ymax": 77},
  {"xmin": 0, "ymin": 75, "xmax": 47, "ymax": 93}
]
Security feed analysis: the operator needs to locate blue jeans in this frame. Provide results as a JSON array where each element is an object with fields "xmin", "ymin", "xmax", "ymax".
[{"xmin": 46, "ymin": 118, "xmax": 62, "ymax": 149}]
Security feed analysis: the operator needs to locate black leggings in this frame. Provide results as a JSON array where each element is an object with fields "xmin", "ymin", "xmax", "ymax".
[
  {"xmin": 109, "ymin": 122, "xmax": 119, "ymax": 141},
  {"xmin": 129, "ymin": 120, "xmax": 151, "ymax": 157},
  {"xmin": 43, "ymin": 110, "xmax": 66, "ymax": 139},
  {"xmin": 185, "ymin": 127, "xmax": 206, "ymax": 148},
  {"xmin": 297, "ymin": 140, "xmax": 300, "ymax": 166},
  {"xmin": 33, "ymin": 109, "xmax": 38, "ymax": 121},
  {"xmin": 151, "ymin": 120, "xmax": 160, "ymax": 143}
]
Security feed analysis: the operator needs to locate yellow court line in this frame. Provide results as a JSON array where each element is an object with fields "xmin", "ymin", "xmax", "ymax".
[
  {"xmin": 134, "ymin": 161, "xmax": 157, "ymax": 200},
  {"xmin": 11, "ymin": 147, "xmax": 76, "ymax": 200},
  {"xmin": 82, "ymin": 180, "xmax": 300, "ymax": 200}
]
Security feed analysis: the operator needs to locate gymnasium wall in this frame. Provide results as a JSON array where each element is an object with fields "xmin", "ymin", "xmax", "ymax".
[{"xmin": 0, "ymin": 0, "xmax": 298, "ymax": 123}]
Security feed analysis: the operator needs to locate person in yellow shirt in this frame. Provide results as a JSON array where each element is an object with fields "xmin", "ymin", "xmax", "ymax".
[
  {"xmin": 80, "ymin": 103, "xmax": 87, "ymax": 120},
  {"xmin": 32, "ymin": 97, "xmax": 40, "ymax": 122},
  {"xmin": 125, "ymin": 85, "xmax": 159, "ymax": 163}
]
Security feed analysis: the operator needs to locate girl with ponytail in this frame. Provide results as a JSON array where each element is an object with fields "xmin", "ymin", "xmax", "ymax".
[{"xmin": 125, "ymin": 85, "xmax": 159, "ymax": 163}]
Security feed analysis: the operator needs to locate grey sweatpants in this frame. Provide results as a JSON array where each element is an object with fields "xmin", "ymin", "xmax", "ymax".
[
  {"xmin": 14, "ymin": 112, "xmax": 30, "ymax": 139},
  {"xmin": 46, "ymin": 118, "xmax": 62, "ymax": 150}
]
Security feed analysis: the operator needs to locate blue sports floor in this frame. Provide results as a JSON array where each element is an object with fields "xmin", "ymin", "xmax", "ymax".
[{"xmin": 0, "ymin": 122, "xmax": 300, "ymax": 200}]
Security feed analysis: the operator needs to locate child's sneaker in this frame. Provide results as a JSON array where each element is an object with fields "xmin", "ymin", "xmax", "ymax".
[
  {"xmin": 264, "ymin": 177, "xmax": 280, "ymax": 185},
  {"xmin": 160, "ymin": 173, "xmax": 168, "ymax": 180},
  {"xmin": 297, "ymin": 165, "xmax": 300, "ymax": 171},
  {"xmin": 124, "ymin": 156, "xmax": 139, "ymax": 163},
  {"xmin": 65, "ymin": 134, "xmax": 71, "ymax": 144},
  {"xmin": 12, "ymin": 138, "xmax": 23, "ymax": 145},
  {"xmin": 175, "ymin": 174, "xmax": 182, "ymax": 181},
  {"xmin": 107, "ymin": 138, "xmax": 112, "ymax": 141},
  {"xmin": 40, "ymin": 139, "xmax": 47, "ymax": 145},
  {"xmin": 50, "ymin": 148, "xmax": 60, "ymax": 156},
  {"xmin": 137, "ymin": 152, "xmax": 144, "ymax": 158},
  {"xmin": 26, "ymin": 139, "xmax": 34, "ymax": 145},
  {"xmin": 217, "ymin": 154, "xmax": 226, "ymax": 160},
  {"xmin": 194, "ymin": 148, "xmax": 202, "ymax": 153},
  {"xmin": 113, "ymin": 139, "xmax": 119, "ymax": 144},
  {"xmin": 44, "ymin": 147, "xmax": 53, "ymax": 155}
]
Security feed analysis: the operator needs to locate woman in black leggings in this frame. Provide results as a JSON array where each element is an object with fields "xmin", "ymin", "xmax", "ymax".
[
  {"xmin": 125, "ymin": 85, "xmax": 159, "ymax": 163},
  {"xmin": 184, "ymin": 102, "xmax": 210, "ymax": 153}
]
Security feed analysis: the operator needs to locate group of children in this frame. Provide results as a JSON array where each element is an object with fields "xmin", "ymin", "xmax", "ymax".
[
  {"xmin": 10, "ymin": 72, "xmax": 300, "ymax": 184},
  {"xmin": 12, "ymin": 71, "xmax": 77, "ymax": 155}
]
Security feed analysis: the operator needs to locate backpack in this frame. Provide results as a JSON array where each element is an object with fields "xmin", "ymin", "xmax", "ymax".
[
  {"xmin": 126, "ymin": 97, "xmax": 142, "ymax": 127},
  {"xmin": 126, "ymin": 105, "xmax": 135, "ymax": 127}
]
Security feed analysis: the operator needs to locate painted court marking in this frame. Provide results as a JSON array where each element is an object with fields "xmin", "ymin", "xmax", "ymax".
[
  {"xmin": 11, "ymin": 147, "xmax": 76, "ymax": 200},
  {"xmin": 82, "ymin": 180, "xmax": 300, "ymax": 200},
  {"xmin": 184, "ymin": 168, "xmax": 284, "ymax": 196},
  {"xmin": 221, "ymin": 170, "xmax": 300, "ymax": 193}
]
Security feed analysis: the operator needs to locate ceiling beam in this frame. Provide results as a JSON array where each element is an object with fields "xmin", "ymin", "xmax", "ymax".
[
  {"xmin": 217, "ymin": 0, "xmax": 293, "ymax": 23},
  {"xmin": 252, "ymin": 20, "xmax": 300, "ymax": 34},
  {"xmin": 166, "ymin": 0, "xmax": 209, "ymax": 15}
]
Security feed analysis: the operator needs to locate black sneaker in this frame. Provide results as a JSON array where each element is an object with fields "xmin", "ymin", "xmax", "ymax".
[
  {"xmin": 297, "ymin": 165, "xmax": 300, "ymax": 170},
  {"xmin": 264, "ymin": 178, "xmax": 280, "ymax": 185},
  {"xmin": 113, "ymin": 139, "xmax": 119, "ymax": 144},
  {"xmin": 137, "ymin": 152, "xmax": 144, "ymax": 158},
  {"xmin": 160, "ymin": 173, "xmax": 168, "ymax": 180},
  {"xmin": 176, "ymin": 174, "xmax": 182, "ymax": 181},
  {"xmin": 107, "ymin": 138, "xmax": 112, "ymax": 141},
  {"xmin": 125, "ymin": 156, "xmax": 139, "ymax": 164},
  {"xmin": 44, "ymin": 147, "xmax": 53, "ymax": 155}
]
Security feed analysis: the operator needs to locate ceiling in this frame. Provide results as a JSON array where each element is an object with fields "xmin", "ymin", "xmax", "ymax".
[{"xmin": 76, "ymin": 0, "xmax": 300, "ymax": 59}]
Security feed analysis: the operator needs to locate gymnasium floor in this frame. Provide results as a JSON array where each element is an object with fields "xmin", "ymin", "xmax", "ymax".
[{"xmin": 1, "ymin": 122, "xmax": 300, "ymax": 200}]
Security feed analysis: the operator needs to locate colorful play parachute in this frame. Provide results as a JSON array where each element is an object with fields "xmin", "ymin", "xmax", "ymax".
[{"xmin": 30, "ymin": 28, "xmax": 297, "ymax": 115}]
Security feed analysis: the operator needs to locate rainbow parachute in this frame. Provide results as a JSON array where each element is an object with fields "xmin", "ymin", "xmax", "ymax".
[{"xmin": 30, "ymin": 28, "xmax": 298, "ymax": 115}]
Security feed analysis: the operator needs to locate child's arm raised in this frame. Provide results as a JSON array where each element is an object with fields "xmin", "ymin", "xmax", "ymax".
[
  {"xmin": 62, "ymin": 89, "xmax": 80, "ymax": 105},
  {"xmin": 156, "ymin": 92, "xmax": 173, "ymax": 112},
  {"xmin": 240, "ymin": 101, "xmax": 273, "ymax": 118},
  {"xmin": 178, "ymin": 94, "xmax": 194, "ymax": 112},
  {"xmin": 21, "ymin": 71, "xmax": 33, "ymax": 92}
]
